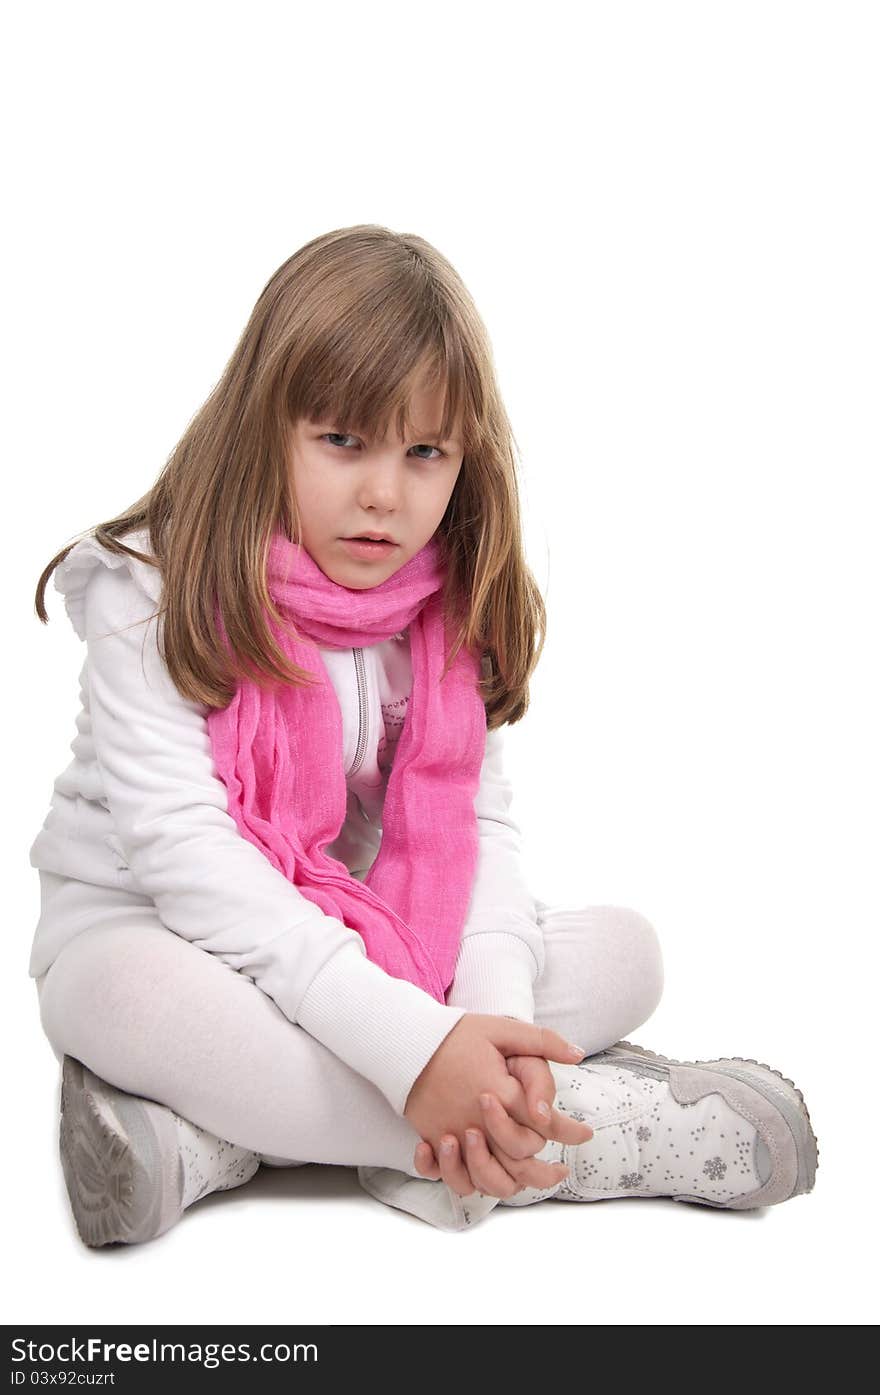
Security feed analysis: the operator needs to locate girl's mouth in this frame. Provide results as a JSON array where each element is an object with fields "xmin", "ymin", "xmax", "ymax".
[{"xmin": 340, "ymin": 537, "xmax": 398, "ymax": 560}]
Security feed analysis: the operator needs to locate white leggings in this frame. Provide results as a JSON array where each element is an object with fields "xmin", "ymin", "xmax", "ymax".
[{"xmin": 34, "ymin": 902, "xmax": 664, "ymax": 1178}]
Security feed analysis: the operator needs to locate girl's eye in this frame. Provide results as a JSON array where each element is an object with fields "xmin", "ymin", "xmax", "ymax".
[{"xmin": 321, "ymin": 433, "xmax": 443, "ymax": 461}]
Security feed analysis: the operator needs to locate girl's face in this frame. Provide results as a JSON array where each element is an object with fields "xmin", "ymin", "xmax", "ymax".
[{"xmin": 286, "ymin": 381, "xmax": 464, "ymax": 590}]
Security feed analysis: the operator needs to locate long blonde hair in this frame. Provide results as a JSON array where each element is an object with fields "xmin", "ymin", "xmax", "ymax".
[{"xmin": 33, "ymin": 224, "xmax": 546, "ymax": 730}]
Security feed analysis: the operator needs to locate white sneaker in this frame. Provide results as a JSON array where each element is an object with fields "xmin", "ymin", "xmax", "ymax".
[
  {"xmin": 500, "ymin": 1039, "xmax": 819, "ymax": 1211},
  {"xmin": 59, "ymin": 1055, "xmax": 261, "ymax": 1246}
]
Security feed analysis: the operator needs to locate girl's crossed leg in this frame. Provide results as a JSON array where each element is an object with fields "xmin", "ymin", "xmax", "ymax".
[{"xmin": 35, "ymin": 901, "xmax": 664, "ymax": 1178}]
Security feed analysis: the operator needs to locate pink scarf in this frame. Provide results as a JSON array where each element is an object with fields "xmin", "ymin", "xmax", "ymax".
[{"xmin": 206, "ymin": 531, "xmax": 488, "ymax": 1002}]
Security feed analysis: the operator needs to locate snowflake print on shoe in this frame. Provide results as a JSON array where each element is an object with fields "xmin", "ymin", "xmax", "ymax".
[{"xmin": 499, "ymin": 1039, "xmax": 818, "ymax": 1214}]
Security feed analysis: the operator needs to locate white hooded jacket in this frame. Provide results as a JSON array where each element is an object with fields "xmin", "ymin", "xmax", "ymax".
[{"xmin": 28, "ymin": 529, "xmax": 545, "ymax": 1125}]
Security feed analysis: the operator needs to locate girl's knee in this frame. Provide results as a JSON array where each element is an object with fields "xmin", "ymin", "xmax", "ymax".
[
  {"xmin": 37, "ymin": 957, "xmax": 77, "ymax": 1060},
  {"xmin": 543, "ymin": 901, "xmax": 665, "ymax": 1016},
  {"xmin": 36, "ymin": 922, "xmax": 163, "ymax": 1059},
  {"xmin": 581, "ymin": 904, "xmax": 665, "ymax": 1040},
  {"xmin": 613, "ymin": 906, "xmax": 664, "ymax": 1017}
]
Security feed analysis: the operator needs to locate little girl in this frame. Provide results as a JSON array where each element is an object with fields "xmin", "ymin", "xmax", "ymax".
[{"xmin": 29, "ymin": 224, "xmax": 818, "ymax": 1246}]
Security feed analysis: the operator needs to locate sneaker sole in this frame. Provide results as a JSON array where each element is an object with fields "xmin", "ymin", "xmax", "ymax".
[
  {"xmin": 59, "ymin": 1055, "xmax": 184, "ymax": 1247},
  {"xmin": 586, "ymin": 1039, "xmax": 819, "ymax": 1208}
]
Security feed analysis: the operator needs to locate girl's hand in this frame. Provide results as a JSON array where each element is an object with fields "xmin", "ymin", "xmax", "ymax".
[
  {"xmin": 412, "ymin": 1052, "xmax": 592, "ymax": 1193},
  {"xmin": 403, "ymin": 1014, "xmax": 590, "ymax": 1199}
]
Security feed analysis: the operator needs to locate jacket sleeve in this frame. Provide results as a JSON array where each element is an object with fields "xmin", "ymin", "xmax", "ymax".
[
  {"xmin": 82, "ymin": 557, "xmax": 466, "ymax": 1118},
  {"xmin": 444, "ymin": 725, "xmax": 545, "ymax": 1022}
]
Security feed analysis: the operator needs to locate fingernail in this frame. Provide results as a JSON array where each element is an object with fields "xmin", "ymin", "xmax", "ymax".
[
  {"xmin": 465, "ymin": 1130, "xmax": 480, "ymax": 1145},
  {"xmin": 537, "ymin": 1100, "xmax": 551, "ymax": 1119},
  {"xmin": 479, "ymin": 1093, "xmax": 493, "ymax": 1110},
  {"xmin": 440, "ymin": 1139, "xmax": 455, "ymax": 1154},
  {"xmin": 568, "ymin": 1043, "xmax": 586, "ymax": 1059}
]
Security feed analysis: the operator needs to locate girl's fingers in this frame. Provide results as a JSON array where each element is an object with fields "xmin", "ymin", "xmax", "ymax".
[
  {"xmin": 542, "ymin": 1106, "xmax": 593, "ymax": 1146},
  {"xmin": 415, "ymin": 1112, "xmax": 579, "ymax": 1195},
  {"xmin": 483, "ymin": 1085, "xmax": 592, "ymax": 1152},
  {"xmin": 413, "ymin": 1140, "xmax": 442, "ymax": 1180},
  {"xmin": 478, "ymin": 1091, "xmax": 550, "ymax": 1159},
  {"xmin": 458, "ymin": 1129, "xmax": 524, "ymax": 1200},
  {"xmin": 507, "ymin": 1055, "xmax": 562, "ymax": 1129},
  {"xmin": 479, "ymin": 1099, "xmax": 574, "ymax": 1188},
  {"xmin": 432, "ymin": 1129, "xmax": 527, "ymax": 1200},
  {"xmin": 505, "ymin": 1057, "xmax": 594, "ymax": 1145},
  {"xmin": 480, "ymin": 1130, "xmax": 572, "ymax": 1193},
  {"xmin": 520, "ymin": 1099, "xmax": 593, "ymax": 1146},
  {"xmin": 434, "ymin": 1134, "xmax": 486, "ymax": 1197}
]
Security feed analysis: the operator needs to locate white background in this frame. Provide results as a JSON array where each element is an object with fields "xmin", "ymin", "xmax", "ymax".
[{"xmin": 5, "ymin": 0, "xmax": 877, "ymax": 1327}]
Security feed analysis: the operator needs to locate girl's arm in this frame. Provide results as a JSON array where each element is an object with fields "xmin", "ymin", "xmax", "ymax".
[
  {"xmin": 445, "ymin": 931, "xmax": 538, "ymax": 1022},
  {"xmin": 76, "ymin": 550, "xmax": 466, "ymax": 1118},
  {"xmin": 445, "ymin": 726, "xmax": 544, "ymax": 1023}
]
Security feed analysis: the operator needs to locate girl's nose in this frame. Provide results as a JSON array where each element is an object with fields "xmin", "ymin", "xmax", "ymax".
[{"xmin": 357, "ymin": 463, "xmax": 404, "ymax": 511}]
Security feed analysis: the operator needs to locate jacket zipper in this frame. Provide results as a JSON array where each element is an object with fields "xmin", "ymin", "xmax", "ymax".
[
  {"xmin": 309, "ymin": 637, "xmax": 440, "ymax": 994},
  {"xmin": 348, "ymin": 648, "xmax": 369, "ymax": 777}
]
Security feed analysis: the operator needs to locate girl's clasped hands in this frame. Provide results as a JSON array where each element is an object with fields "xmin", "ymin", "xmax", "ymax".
[{"xmin": 403, "ymin": 1014, "xmax": 594, "ymax": 1200}]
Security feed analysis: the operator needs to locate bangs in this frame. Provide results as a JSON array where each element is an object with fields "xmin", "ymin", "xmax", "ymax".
[{"xmin": 287, "ymin": 311, "xmax": 472, "ymax": 450}]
